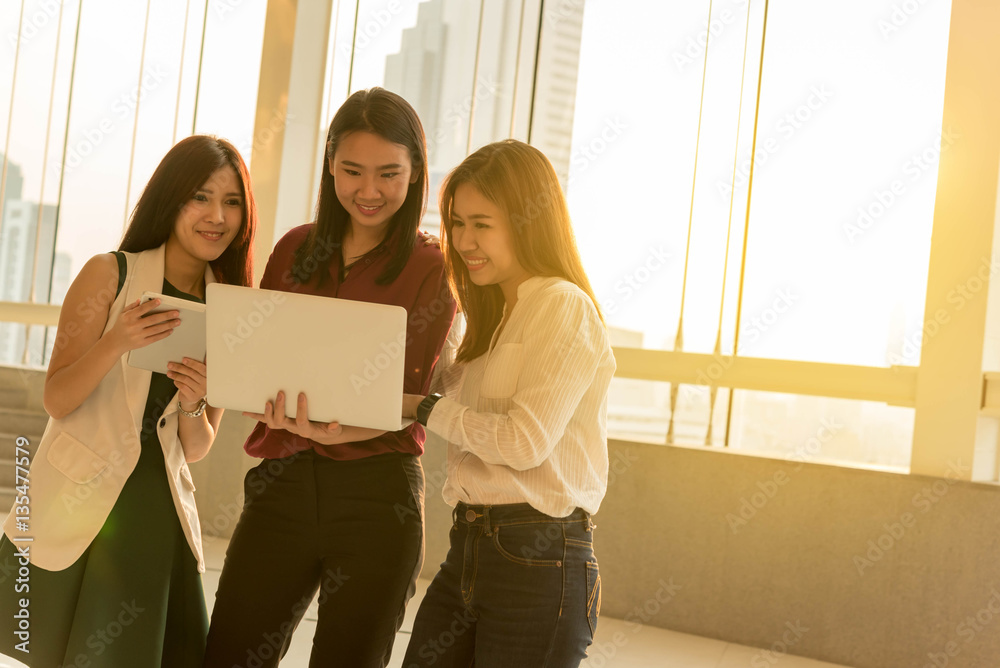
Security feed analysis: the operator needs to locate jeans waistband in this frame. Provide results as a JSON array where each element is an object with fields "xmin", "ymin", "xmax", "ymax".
[{"xmin": 454, "ymin": 501, "xmax": 591, "ymax": 532}]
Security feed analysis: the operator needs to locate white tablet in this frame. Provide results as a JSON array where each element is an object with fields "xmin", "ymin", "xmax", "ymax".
[{"xmin": 126, "ymin": 291, "xmax": 207, "ymax": 374}]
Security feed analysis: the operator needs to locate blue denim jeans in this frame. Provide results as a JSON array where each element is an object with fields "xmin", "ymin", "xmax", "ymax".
[{"xmin": 403, "ymin": 502, "xmax": 600, "ymax": 667}]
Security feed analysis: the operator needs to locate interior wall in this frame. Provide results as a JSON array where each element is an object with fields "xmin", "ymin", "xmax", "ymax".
[{"xmin": 579, "ymin": 439, "xmax": 1000, "ymax": 668}]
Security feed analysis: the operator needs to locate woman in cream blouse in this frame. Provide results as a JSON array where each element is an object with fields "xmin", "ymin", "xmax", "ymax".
[{"xmin": 402, "ymin": 139, "xmax": 616, "ymax": 667}]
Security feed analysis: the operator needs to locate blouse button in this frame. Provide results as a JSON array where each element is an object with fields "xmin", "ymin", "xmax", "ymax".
[{"xmin": 159, "ymin": 418, "xmax": 166, "ymax": 428}]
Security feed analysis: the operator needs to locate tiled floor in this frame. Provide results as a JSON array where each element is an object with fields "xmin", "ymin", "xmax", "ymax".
[{"xmin": 0, "ymin": 539, "xmax": 854, "ymax": 668}]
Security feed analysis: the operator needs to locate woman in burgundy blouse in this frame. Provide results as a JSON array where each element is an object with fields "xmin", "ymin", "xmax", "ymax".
[{"xmin": 203, "ymin": 88, "xmax": 456, "ymax": 667}]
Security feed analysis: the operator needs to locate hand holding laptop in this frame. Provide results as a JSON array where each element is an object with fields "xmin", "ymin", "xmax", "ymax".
[{"xmin": 243, "ymin": 391, "xmax": 344, "ymax": 445}]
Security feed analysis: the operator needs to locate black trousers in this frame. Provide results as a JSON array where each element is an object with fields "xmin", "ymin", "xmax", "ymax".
[{"xmin": 203, "ymin": 449, "xmax": 424, "ymax": 668}]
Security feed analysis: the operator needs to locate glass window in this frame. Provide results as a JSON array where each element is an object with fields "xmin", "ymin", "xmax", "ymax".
[
  {"xmin": 735, "ymin": 1, "xmax": 951, "ymax": 367},
  {"xmin": 192, "ymin": 0, "xmax": 268, "ymax": 165},
  {"xmin": 0, "ymin": 0, "xmax": 83, "ymax": 366},
  {"xmin": 0, "ymin": 0, "xmax": 268, "ymax": 367},
  {"xmin": 727, "ymin": 390, "xmax": 914, "ymax": 471},
  {"xmin": 353, "ymin": 0, "xmax": 531, "ymax": 232},
  {"xmin": 561, "ymin": 0, "xmax": 950, "ymax": 461}
]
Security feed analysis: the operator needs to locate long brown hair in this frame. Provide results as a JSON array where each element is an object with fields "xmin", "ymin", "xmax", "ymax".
[
  {"xmin": 440, "ymin": 139, "xmax": 603, "ymax": 362},
  {"xmin": 119, "ymin": 135, "xmax": 256, "ymax": 287},
  {"xmin": 291, "ymin": 87, "xmax": 428, "ymax": 286}
]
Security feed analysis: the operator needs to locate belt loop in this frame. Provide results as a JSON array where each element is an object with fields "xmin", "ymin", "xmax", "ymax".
[{"xmin": 483, "ymin": 505, "xmax": 493, "ymax": 536}]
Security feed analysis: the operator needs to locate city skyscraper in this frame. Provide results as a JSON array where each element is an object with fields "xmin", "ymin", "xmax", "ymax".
[
  {"xmin": 383, "ymin": 0, "xmax": 585, "ymax": 189},
  {"xmin": 0, "ymin": 154, "xmax": 68, "ymax": 366},
  {"xmin": 0, "ymin": 154, "xmax": 25, "ymax": 211}
]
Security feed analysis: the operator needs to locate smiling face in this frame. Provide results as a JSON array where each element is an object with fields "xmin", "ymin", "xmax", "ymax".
[
  {"xmin": 329, "ymin": 130, "xmax": 417, "ymax": 238},
  {"xmin": 170, "ymin": 165, "xmax": 244, "ymax": 262},
  {"xmin": 449, "ymin": 182, "xmax": 532, "ymax": 300}
]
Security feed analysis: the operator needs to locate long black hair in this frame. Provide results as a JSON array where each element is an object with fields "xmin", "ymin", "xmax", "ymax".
[
  {"xmin": 291, "ymin": 87, "xmax": 428, "ymax": 286},
  {"xmin": 118, "ymin": 135, "xmax": 256, "ymax": 287}
]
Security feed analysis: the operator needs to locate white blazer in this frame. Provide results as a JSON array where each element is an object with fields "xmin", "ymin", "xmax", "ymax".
[{"xmin": 2, "ymin": 244, "xmax": 211, "ymax": 573}]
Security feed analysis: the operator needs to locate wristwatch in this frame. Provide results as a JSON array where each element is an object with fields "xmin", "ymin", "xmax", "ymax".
[
  {"xmin": 178, "ymin": 397, "xmax": 208, "ymax": 418},
  {"xmin": 416, "ymin": 394, "xmax": 442, "ymax": 426}
]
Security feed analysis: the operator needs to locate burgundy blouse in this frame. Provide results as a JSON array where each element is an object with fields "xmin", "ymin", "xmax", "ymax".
[{"xmin": 242, "ymin": 224, "xmax": 457, "ymax": 461}]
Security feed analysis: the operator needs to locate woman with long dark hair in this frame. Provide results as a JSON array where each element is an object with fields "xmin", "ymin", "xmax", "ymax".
[
  {"xmin": 203, "ymin": 87, "xmax": 456, "ymax": 667},
  {"xmin": 401, "ymin": 139, "xmax": 616, "ymax": 667},
  {"xmin": 0, "ymin": 135, "xmax": 257, "ymax": 666}
]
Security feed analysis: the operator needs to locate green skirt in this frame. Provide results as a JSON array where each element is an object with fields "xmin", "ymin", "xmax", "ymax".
[{"xmin": 0, "ymin": 371, "xmax": 208, "ymax": 667}]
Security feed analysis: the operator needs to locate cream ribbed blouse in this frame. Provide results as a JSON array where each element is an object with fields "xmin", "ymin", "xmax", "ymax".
[{"xmin": 427, "ymin": 276, "xmax": 616, "ymax": 517}]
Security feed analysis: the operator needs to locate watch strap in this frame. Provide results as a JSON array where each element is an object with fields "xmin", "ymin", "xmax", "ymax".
[{"xmin": 417, "ymin": 394, "xmax": 443, "ymax": 426}]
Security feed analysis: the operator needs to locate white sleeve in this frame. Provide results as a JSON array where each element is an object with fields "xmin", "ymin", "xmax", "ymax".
[
  {"xmin": 426, "ymin": 291, "xmax": 606, "ymax": 471},
  {"xmin": 429, "ymin": 312, "xmax": 466, "ymax": 396}
]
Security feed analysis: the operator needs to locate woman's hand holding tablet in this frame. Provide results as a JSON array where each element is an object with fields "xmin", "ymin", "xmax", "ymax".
[{"xmin": 126, "ymin": 291, "xmax": 207, "ymax": 374}]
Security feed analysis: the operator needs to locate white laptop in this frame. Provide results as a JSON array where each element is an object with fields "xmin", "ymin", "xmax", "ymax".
[{"xmin": 206, "ymin": 283, "xmax": 412, "ymax": 431}]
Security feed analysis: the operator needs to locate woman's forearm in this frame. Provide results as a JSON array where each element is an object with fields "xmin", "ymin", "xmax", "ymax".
[
  {"xmin": 330, "ymin": 425, "xmax": 387, "ymax": 445},
  {"xmin": 402, "ymin": 394, "xmax": 424, "ymax": 420},
  {"xmin": 178, "ymin": 406, "xmax": 222, "ymax": 462}
]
